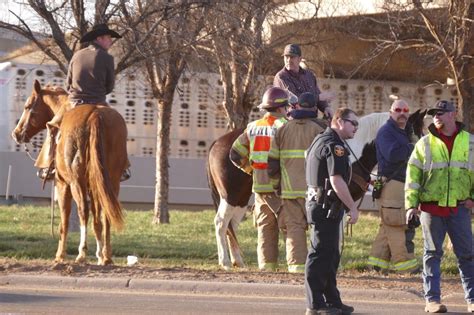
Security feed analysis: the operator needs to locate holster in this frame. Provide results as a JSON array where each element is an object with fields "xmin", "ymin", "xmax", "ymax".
[
  {"xmin": 307, "ymin": 187, "xmax": 324, "ymax": 204},
  {"xmin": 306, "ymin": 198, "xmax": 322, "ymax": 225}
]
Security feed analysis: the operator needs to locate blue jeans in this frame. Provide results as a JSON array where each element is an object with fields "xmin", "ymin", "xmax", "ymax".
[{"xmin": 420, "ymin": 206, "xmax": 474, "ymax": 303}]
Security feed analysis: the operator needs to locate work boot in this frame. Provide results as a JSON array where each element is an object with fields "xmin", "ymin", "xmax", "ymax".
[
  {"xmin": 305, "ymin": 308, "xmax": 342, "ymax": 315},
  {"xmin": 340, "ymin": 304, "xmax": 354, "ymax": 315},
  {"xmin": 424, "ymin": 301, "xmax": 447, "ymax": 313},
  {"xmin": 330, "ymin": 303, "xmax": 354, "ymax": 315},
  {"xmin": 468, "ymin": 302, "xmax": 474, "ymax": 312},
  {"xmin": 120, "ymin": 168, "xmax": 131, "ymax": 182},
  {"xmin": 37, "ymin": 168, "xmax": 55, "ymax": 181}
]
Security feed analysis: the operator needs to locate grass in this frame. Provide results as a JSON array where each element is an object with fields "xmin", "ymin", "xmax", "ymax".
[{"xmin": 0, "ymin": 205, "xmax": 466, "ymax": 274}]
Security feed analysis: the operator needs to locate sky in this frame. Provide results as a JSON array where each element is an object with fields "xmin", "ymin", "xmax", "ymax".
[
  {"xmin": 0, "ymin": 1, "xmax": 385, "ymax": 26},
  {"xmin": 0, "ymin": 0, "xmax": 444, "ymax": 33}
]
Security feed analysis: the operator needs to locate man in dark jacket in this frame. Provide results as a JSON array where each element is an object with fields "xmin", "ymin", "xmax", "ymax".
[
  {"xmin": 305, "ymin": 107, "xmax": 359, "ymax": 315},
  {"xmin": 35, "ymin": 24, "xmax": 129, "ymax": 181},
  {"xmin": 368, "ymin": 100, "xmax": 418, "ymax": 273}
]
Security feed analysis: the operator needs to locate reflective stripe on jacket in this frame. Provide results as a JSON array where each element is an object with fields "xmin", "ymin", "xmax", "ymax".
[
  {"xmin": 268, "ymin": 118, "xmax": 324, "ymax": 199},
  {"xmin": 230, "ymin": 112, "xmax": 287, "ymax": 193},
  {"xmin": 405, "ymin": 124, "xmax": 474, "ymax": 210}
]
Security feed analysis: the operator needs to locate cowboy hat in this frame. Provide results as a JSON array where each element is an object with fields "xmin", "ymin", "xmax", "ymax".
[{"xmin": 80, "ymin": 24, "xmax": 122, "ymax": 43}]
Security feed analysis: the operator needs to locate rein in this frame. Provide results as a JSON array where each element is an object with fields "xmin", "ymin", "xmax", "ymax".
[
  {"xmin": 21, "ymin": 96, "xmax": 40, "ymax": 138},
  {"xmin": 23, "ymin": 143, "xmax": 40, "ymax": 162},
  {"xmin": 343, "ymin": 139, "xmax": 378, "ymax": 178},
  {"xmin": 351, "ymin": 172, "xmax": 370, "ymax": 193}
]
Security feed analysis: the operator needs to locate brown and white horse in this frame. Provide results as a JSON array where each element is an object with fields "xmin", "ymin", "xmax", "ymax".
[
  {"xmin": 11, "ymin": 80, "xmax": 127, "ymax": 265},
  {"xmin": 207, "ymin": 110, "xmax": 426, "ymax": 270}
]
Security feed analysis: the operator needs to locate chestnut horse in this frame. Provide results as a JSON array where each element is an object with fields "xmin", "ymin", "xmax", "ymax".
[
  {"xmin": 11, "ymin": 80, "xmax": 127, "ymax": 265},
  {"xmin": 208, "ymin": 110, "xmax": 426, "ymax": 270}
]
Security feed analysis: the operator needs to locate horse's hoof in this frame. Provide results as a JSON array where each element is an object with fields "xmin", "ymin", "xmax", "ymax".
[
  {"xmin": 52, "ymin": 261, "xmax": 65, "ymax": 269},
  {"xmin": 220, "ymin": 264, "xmax": 232, "ymax": 271},
  {"xmin": 233, "ymin": 262, "xmax": 245, "ymax": 268},
  {"xmin": 98, "ymin": 258, "xmax": 113, "ymax": 266},
  {"xmin": 54, "ymin": 257, "xmax": 65, "ymax": 264},
  {"xmin": 75, "ymin": 256, "xmax": 87, "ymax": 264}
]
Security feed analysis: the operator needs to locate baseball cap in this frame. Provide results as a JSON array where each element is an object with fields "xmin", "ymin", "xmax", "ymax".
[
  {"xmin": 298, "ymin": 92, "xmax": 317, "ymax": 108},
  {"xmin": 282, "ymin": 44, "xmax": 301, "ymax": 57},
  {"xmin": 426, "ymin": 100, "xmax": 456, "ymax": 116}
]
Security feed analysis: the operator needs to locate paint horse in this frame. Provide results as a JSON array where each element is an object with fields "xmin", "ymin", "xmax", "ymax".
[
  {"xmin": 11, "ymin": 80, "xmax": 128, "ymax": 265},
  {"xmin": 208, "ymin": 109, "xmax": 426, "ymax": 270}
]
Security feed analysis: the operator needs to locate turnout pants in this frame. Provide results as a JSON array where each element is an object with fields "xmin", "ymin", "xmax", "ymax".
[
  {"xmin": 368, "ymin": 180, "xmax": 417, "ymax": 272},
  {"xmin": 254, "ymin": 193, "xmax": 281, "ymax": 271},
  {"xmin": 279, "ymin": 198, "xmax": 307, "ymax": 272}
]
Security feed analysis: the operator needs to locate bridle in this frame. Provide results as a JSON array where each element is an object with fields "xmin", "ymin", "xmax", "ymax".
[
  {"xmin": 343, "ymin": 139, "xmax": 377, "ymax": 189},
  {"xmin": 19, "ymin": 93, "xmax": 54, "ymax": 160}
]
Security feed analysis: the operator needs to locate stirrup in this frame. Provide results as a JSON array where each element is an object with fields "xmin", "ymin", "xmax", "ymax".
[
  {"xmin": 37, "ymin": 168, "xmax": 55, "ymax": 181},
  {"xmin": 120, "ymin": 168, "xmax": 131, "ymax": 182}
]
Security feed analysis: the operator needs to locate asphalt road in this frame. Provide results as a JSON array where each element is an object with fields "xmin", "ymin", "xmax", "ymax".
[
  {"xmin": 1, "ymin": 286, "xmax": 469, "ymax": 314},
  {"xmin": 0, "ymin": 275, "xmax": 469, "ymax": 314}
]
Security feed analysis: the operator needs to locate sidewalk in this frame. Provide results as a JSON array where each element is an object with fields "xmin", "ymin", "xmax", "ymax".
[{"xmin": 0, "ymin": 274, "xmax": 466, "ymax": 305}]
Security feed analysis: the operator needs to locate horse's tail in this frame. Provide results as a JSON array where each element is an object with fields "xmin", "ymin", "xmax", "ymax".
[
  {"xmin": 206, "ymin": 140, "xmax": 220, "ymax": 211},
  {"xmin": 88, "ymin": 110, "xmax": 125, "ymax": 230}
]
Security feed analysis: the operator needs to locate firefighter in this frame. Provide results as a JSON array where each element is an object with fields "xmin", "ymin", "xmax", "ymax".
[
  {"xmin": 267, "ymin": 92, "xmax": 324, "ymax": 273},
  {"xmin": 229, "ymin": 87, "xmax": 289, "ymax": 271}
]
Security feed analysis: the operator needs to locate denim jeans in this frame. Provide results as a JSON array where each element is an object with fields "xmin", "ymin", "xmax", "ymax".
[{"xmin": 420, "ymin": 206, "xmax": 474, "ymax": 303}]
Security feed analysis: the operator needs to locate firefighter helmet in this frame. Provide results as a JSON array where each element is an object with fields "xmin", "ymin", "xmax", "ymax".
[{"xmin": 258, "ymin": 87, "xmax": 288, "ymax": 110}]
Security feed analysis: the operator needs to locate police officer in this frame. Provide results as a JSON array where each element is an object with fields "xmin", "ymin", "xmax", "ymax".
[{"xmin": 304, "ymin": 108, "xmax": 359, "ymax": 315}]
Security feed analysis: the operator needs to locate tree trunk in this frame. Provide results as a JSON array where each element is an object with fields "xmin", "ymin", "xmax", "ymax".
[
  {"xmin": 153, "ymin": 98, "xmax": 172, "ymax": 224},
  {"xmin": 228, "ymin": 110, "xmax": 248, "ymax": 130},
  {"xmin": 462, "ymin": 71, "xmax": 474, "ymax": 132}
]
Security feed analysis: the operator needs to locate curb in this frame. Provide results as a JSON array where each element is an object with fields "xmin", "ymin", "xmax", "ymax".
[{"xmin": 0, "ymin": 274, "xmax": 465, "ymax": 304}]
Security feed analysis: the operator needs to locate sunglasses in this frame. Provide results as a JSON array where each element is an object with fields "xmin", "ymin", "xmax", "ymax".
[
  {"xmin": 392, "ymin": 108, "xmax": 409, "ymax": 113},
  {"xmin": 434, "ymin": 111, "xmax": 447, "ymax": 117},
  {"xmin": 343, "ymin": 119, "xmax": 359, "ymax": 127}
]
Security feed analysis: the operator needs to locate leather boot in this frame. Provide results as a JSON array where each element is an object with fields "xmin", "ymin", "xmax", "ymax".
[{"xmin": 424, "ymin": 301, "xmax": 447, "ymax": 313}]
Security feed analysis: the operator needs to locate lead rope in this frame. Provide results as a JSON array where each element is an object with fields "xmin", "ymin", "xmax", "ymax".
[
  {"xmin": 343, "ymin": 139, "xmax": 378, "ymax": 177},
  {"xmin": 23, "ymin": 143, "xmax": 39, "ymax": 162},
  {"xmin": 50, "ymin": 179, "xmax": 55, "ymax": 238},
  {"xmin": 23, "ymin": 143, "xmax": 55, "ymax": 239}
]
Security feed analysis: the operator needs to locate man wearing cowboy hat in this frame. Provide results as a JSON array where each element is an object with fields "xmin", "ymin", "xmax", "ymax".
[
  {"xmin": 35, "ymin": 23, "xmax": 130, "ymax": 181},
  {"xmin": 68, "ymin": 23, "xmax": 122, "ymax": 105}
]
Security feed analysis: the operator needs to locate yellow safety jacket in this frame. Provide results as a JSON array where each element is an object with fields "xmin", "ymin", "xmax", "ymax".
[
  {"xmin": 268, "ymin": 118, "xmax": 324, "ymax": 199},
  {"xmin": 405, "ymin": 123, "xmax": 474, "ymax": 210},
  {"xmin": 230, "ymin": 112, "xmax": 287, "ymax": 193}
]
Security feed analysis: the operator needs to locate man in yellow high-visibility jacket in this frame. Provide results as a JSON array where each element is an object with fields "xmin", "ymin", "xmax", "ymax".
[{"xmin": 405, "ymin": 100, "xmax": 474, "ymax": 313}]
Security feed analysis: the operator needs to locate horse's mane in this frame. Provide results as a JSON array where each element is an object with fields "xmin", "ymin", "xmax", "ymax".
[
  {"xmin": 346, "ymin": 112, "xmax": 389, "ymax": 161},
  {"xmin": 358, "ymin": 141, "xmax": 377, "ymax": 171},
  {"xmin": 43, "ymin": 83, "xmax": 68, "ymax": 96}
]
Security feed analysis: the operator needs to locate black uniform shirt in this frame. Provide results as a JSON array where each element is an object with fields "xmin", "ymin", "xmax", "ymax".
[{"xmin": 305, "ymin": 127, "xmax": 351, "ymax": 189}]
